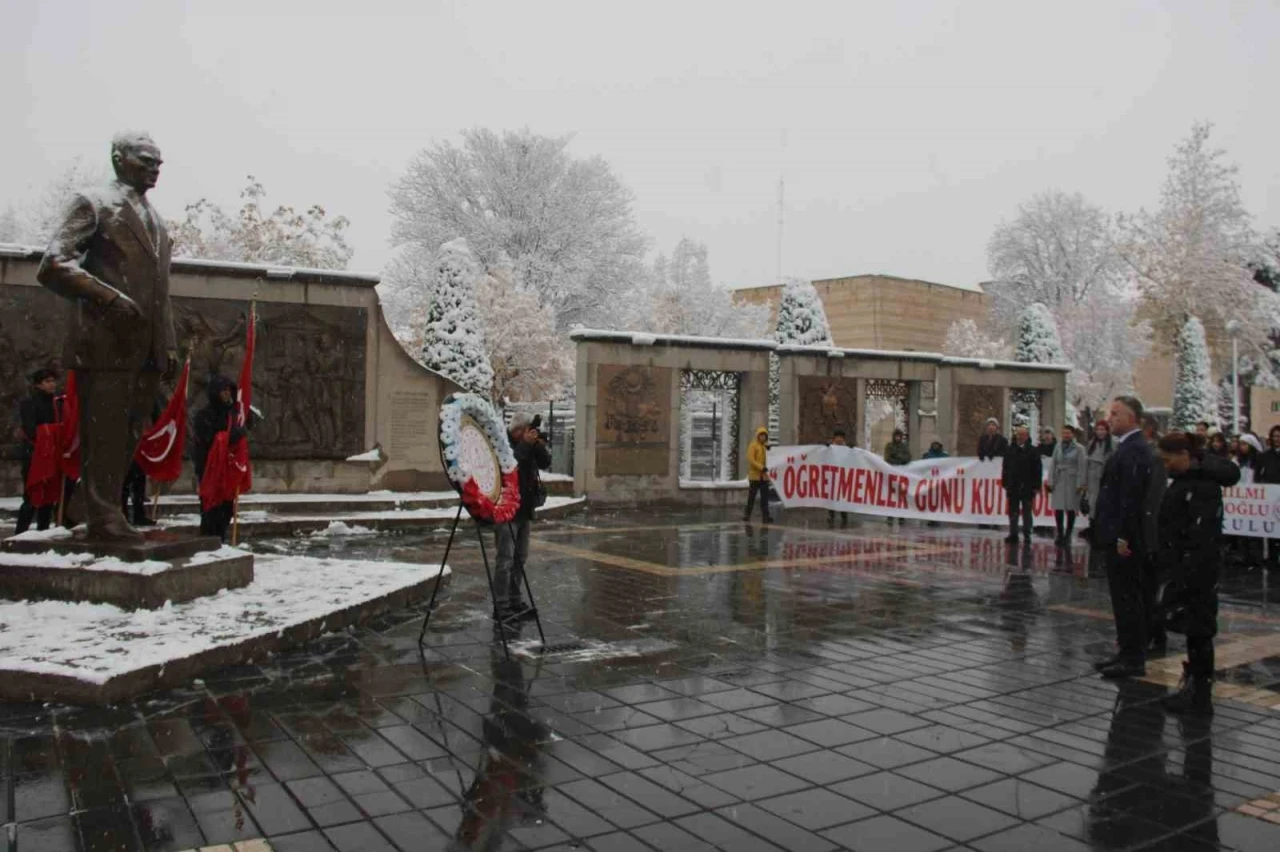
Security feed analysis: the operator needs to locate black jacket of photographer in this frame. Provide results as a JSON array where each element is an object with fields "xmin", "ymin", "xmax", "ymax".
[{"xmin": 510, "ymin": 431, "xmax": 552, "ymax": 522}]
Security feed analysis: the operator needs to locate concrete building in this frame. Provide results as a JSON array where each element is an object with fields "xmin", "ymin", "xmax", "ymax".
[{"xmin": 733, "ymin": 274, "xmax": 988, "ymax": 352}]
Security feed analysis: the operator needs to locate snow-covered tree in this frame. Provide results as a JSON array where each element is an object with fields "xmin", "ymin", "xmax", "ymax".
[
  {"xmin": 168, "ymin": 176, "xmax": 353, "ymax": 269},
  {"xmin": 1057, "ymin": 297, "xmax": 1149, "ymax": 419},
  {"xmin": 0, "ymin": 159, "xmax": 109, "ymax": 245},
  {"xmin": 1120, "ymin": 123, "xmax": 1275, "ymax": 373},
  {"xmin": 984, "ymin": 190, "xmax": 1146, "ymax": 421},
  {"xmin": 624, "ymin": 237, "xmax": 769, "ymax": 338},
  {"xmin": 1014, "ymin": 303, "xmax": 1066, "ymax": 365},
  {"xmin": 421, "ymin": 239, "xmax": 494, "ymax": 395},
  {"xmin": 1172, "ymin": 316, "xmax": 1219, "ymax": 431},
  {"xmin": 943, "ymin": 319, "xmax": 1011, "ymax": 359},
  {"xmin": 1012, "ymin": 303, "xmax": 1072, "ymax": 427},
  {"xmin": 389, "ymin": 128, "xmax": 649, "ymax": 329},
  {"xmin": 986, "ymin": 191, "xmax": 1125, "ymax": 328},
  {"xmin": 378, "ymin": 243, "xmax": 434, "ymax": 353},
  {"xmin": 774, "ymin": 278, "xmax": 833, "ymax": 347},
  {"xmin": 769, "ymin": 278, "xmax": 833, "ymax": 434},
  {"xmin": 476, "ymin": 267, "xmax": 573, "ymax": 404}
]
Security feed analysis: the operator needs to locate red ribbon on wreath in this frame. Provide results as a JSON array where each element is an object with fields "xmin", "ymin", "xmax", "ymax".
[{"xmin": 460, "ymin": 468, "xmax": 522, "ymax": 524}]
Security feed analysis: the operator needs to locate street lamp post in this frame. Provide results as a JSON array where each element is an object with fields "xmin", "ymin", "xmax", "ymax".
[{"xmin": 1226, "ymin": 320, "xmax": 1242, "ymax": 435}]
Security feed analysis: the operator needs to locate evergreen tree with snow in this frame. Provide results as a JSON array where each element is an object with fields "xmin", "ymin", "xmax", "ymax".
[
  {"xmin": 769, "ymin": 279, "xmax": 833, "ymax": 434},
  {"xmin": 1172, "ymin": 316, "xmax": 1219, "ymax": 431},
  {"xmin": 1013, "ymin": 303, "xmax": 1072, "ymax": 427},
  {"xmin": 1014, "ymin": 303, "xmax": 1066, "ymax": 365},
  {"xmin": 421, "ymin": 238, "xmax": 495, "ymax": 396}
]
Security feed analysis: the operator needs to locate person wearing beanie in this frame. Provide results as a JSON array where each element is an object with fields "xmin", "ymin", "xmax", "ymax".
[{"xmin": 978, "ymin": 417, "xmax": 1008, "ymax": 461}]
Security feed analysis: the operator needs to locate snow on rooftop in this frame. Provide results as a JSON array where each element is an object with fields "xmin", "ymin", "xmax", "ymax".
[{"xmin": 0, "ymin": 553, "xmax": 448, "ymax": 685}]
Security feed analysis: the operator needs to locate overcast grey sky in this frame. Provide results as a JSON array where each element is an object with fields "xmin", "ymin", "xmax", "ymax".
[{"xmin": 3, "ymin": 0, "xmax": 1277, "ymax": 289}]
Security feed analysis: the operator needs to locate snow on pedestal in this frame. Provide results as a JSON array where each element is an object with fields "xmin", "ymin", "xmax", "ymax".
[{"xmin": 0, "ymin": 553, "xmax": 450, "ymax": 703}]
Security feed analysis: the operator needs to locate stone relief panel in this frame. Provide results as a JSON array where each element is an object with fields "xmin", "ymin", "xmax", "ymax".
[
  {"xmin": 797, "ymin": 376, "xmax": 857, "ymax": 445},
  {"xmin": 2, "ymin": 285, "xmax": 366, "ymax": 460},
  {"xmin": 956, "ymin": 384, "xmax": 1004, "ymax": 456},
  {"xmin": 595, "ymin": 364, "xmax": 672, "ymax": 476}
]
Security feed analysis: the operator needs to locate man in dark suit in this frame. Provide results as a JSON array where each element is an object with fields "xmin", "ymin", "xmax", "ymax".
[
  {"xmin": 1091, "ymin": 395, "xmax": 1155, "ymax": 678},
  {"xmin": 37, "ymin": 132, "xmax": 178, "ymax": 542},
  {"xmin": 1002, "ymin": 425, "xmax": 1042, "ymax": 544}
]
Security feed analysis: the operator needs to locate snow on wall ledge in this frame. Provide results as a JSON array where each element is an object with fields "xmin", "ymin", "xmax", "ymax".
[
  {"xmin": 568, "ymin": 329, "xmax": 1072, "ymax": 371},
  {"xmin": 0, "ymin": 553, "xmax": 449, "ymax": 702}
]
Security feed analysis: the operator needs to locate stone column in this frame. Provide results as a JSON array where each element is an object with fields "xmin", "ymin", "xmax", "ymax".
[{"xmin": 907, "ymin": 381, "xmax": 923, "ymax": 458}]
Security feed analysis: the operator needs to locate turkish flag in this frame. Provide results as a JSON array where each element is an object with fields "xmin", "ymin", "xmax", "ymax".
[
  {"xmin": 230, "ymin": 305, "xmax": 255, "ymax": 495},
  {"xmin": 198, "ymin": 421, "xmax": 233, "ymax": 511},
  {"xmin": 58, "ymin": 370, "xmax": 80, "ymax": 481},
  {"xmin": 134, "ymin": 359, "xmax": 189, "ymax": 482},
  {"xmin": 25, "ymin": 423, "xmax": 62, "ymax": 507}
]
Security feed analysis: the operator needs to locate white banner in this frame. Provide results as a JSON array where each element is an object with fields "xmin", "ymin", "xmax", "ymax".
[
  {"xmin": 768, "ymin": 445, "xmax": 1276, "ymax": 540},
  {"xmin": 767, "ymin": 445, "xmax": 1060, "ymax": 526},
  {"xmin": 1222, "ymin": 483, "xmax": 1280, "ymax": 539}
]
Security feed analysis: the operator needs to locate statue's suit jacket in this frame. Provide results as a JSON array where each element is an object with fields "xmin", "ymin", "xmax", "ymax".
[{"xmin": 37, "ymin": 183, "xmax": 176, "ymax": 372}]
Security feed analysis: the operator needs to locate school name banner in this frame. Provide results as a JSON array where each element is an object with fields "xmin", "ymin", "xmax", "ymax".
[
  {"xmin": 767, "ymin": 445, "xmax": 1059, "ymax": 526},
  {"xmin": 1222, "ymin": 484, "xmax": 1280, "ymax": 540}
]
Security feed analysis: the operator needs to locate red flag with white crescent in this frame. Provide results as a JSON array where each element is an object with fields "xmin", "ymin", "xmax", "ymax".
[
  {"xmin": 230, "ymin": 304, "xmax": 255, "ymax": 495},
  {"xmin": 133, "ymin": 359, "xmax": 190, "ymax": 482},
  {"xmin": 58, "ymin": 370, "xmax": 80, "ymax": 481}
]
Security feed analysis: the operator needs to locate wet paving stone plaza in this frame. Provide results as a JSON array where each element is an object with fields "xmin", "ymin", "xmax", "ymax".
[{"xmin": 3, "ymin": 508, "xmax": 1280, "ymax": 852}]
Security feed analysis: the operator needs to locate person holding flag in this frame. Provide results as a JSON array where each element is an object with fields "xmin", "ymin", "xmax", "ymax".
[
  {"xmin": 14, "ymin": 368, "xmax": 59, "ymax": 533},
  {"xmin": 193, "ymin": 305, "xmax": 255, "ymax": 542},
  {"xmin": 129, "ymin": 357, "xmax": 191, "ymax": 525},
  {"xmin": 191, "ymin": 375, "xmax": 246, "ymax": 540}
]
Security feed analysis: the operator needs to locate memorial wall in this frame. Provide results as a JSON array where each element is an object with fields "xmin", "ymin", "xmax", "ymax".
[{"xmin": 0, "ymin": 248, "xmax": 459, "ymax": 494}]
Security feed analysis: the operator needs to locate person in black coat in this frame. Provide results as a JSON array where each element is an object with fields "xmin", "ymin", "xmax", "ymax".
[
  {"xmin": 13, "ymin": 368, "xmax": 59, "ymax": 534},
  {"xmin": 1002, "ymin": 425, "xmax": 1042, "ymax": 544},
  {"xmin": 1092, "ymin": 396, "xmax": 1155, "ymax": 679},
  {"xmin": 1155, "ymin": 431, "xmax": 1239, "ymax": 715},
  {"xmin": 1037, "ymin": 427, "xmax": 1057, "ymax": 458},
  {"xmin": 189, "ymin": 375, "xmax": 248, "ymax": 540},
  {"xmin": 494, "ymin": 413, "xmax": 552, "ymax": 619},
  {"xmin": 977, "ymin": 417, "xmax": 1008, "ymax": 461},
  {"xmin": 1254, "ymin": 425, "xmax": 1280, "ymax": 484}
]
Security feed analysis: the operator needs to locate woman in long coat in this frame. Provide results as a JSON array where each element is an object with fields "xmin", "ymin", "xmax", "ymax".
[
  {"xmin": 1084, "ymin": 420, "xmax": 1112, "ymax": 522},
  {"xmin": 1049, "ymin": 425, "xmax": 1086, "ymax": 546},
  {"xmin": 1084, "ymin": 420, "xmax": 1113, "ymax": 575}
]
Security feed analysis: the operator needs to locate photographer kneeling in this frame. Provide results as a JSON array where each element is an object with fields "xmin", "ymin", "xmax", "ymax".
[{"xmin": 495, "ymin": 413, "xmax": 551, "ymax": 620}]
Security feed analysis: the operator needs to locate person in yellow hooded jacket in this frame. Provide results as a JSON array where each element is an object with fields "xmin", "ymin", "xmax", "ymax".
[{"xmin": 744, "ymin": 427, "xmax": 773, "ymax": 523}]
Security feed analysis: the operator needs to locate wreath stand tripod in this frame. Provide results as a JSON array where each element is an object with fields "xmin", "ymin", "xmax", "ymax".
[{"xmin": 417, "ymin": 505, "xmax": 547, "ymax": 660}]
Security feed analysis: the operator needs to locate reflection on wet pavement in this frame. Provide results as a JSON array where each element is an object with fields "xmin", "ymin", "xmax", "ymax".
[{"xmin": 2, "ymin": 507, "xmax": 1278, "ymax": 851}]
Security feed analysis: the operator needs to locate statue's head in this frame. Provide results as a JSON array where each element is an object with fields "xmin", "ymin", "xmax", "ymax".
[{"xmin": 111, "ymin": 131, "xmax": 162, "ymax": 192}]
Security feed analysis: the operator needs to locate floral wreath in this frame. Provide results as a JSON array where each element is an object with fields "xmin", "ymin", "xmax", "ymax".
[{"xmin": 439, "ymin": 393, "xmax": 521, "ymax": 524}]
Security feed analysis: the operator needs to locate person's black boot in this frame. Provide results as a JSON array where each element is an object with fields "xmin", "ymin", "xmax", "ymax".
[
  {"xmin": 1162, "ymin": 663, "xmax": 1213, "ymax": 716},
  {"xmin": 1098, "ymin": 658, "xmax": 1145, "ymax": 679}
]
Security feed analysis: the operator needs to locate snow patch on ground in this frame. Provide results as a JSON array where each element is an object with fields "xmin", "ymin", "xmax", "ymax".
[
  {"xmin": 0, "ymin": 555, "xmax": 448, "ymax": 684},
  {"xmin": 187, "ymin": 545, "xmax": 247, "ymax": 566},
  {"xmin": 541, "ymin": 473, "xmax": 573, "ymax": 483},
  {"xmin": 345, "ymin": 448, "xmax": 383, "ymax": 462},
  {"xmin": 7, "ymin": 526, "xmax": 73, "ymax": 542},
  {"xmin": 311, "ymin": 521, "xmax": 376, "ymax": 538}
]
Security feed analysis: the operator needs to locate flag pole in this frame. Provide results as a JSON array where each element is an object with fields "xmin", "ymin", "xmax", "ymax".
[
  {"xmin": 229, "ymin": 302, "xmax": 255, "ymax": 548},
  {"xmin": 230, "ymin": 495, "xmax": 240, "ymax": 546}
]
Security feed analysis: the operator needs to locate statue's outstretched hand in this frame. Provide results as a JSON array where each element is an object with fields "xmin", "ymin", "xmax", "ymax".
[{"xmin": 107, "ymin": 292, "xmax": 143, "ymax": 318}]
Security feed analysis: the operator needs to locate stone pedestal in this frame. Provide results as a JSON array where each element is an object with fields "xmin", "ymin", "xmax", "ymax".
[{"xmin": 0, "ymin": 529, "xmax": 253, "ymax": 609}]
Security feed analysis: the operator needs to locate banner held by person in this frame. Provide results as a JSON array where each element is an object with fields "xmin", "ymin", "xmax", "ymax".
[{"xmin": 768, "ymin": 444, "xmax": 1061, "ymax": 527}]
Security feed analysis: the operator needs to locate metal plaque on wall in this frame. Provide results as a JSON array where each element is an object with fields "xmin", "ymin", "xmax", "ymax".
[{"xmin": 595, "ymin": 364, "xmax": 672, "ymax": 475}]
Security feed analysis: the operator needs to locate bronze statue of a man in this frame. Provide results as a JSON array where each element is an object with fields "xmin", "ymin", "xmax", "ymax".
[{"xmin": 37, "ymin": 132, "xmax": 178, "ymax": 541}]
